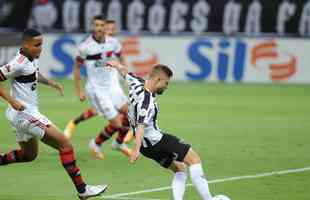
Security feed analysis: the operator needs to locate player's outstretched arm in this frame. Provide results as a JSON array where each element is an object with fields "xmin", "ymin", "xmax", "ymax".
[
  {"xmin": 116, "ymin": 54, "xmax": 127, "ymax": 66},
  {"xmin": 0, "ymin": 82, "xmax": 25, "ymax": 111},
  {"xmin": 73, "ymin": 60, "xmax": 86, "ymax": 101},
  {"xmin": 38, "ymin": 72, "xmax": 64, "ymax": 96},
  {"xmin": 106, "ymin": 60, "xmax": 128, "ymax": 78},
  {"xmin": 130, "ymin": 124, "xmax": 144, "ymax": 164}
]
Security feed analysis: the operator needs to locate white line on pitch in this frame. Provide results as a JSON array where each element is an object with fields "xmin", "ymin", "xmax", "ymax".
[
  {"xmin": 104, "ymin": 197, "xmax": 166, "ymax": 200},
  {"xmin": 101, "ymin": 166, "xmax": 310, "ymax": 199}
]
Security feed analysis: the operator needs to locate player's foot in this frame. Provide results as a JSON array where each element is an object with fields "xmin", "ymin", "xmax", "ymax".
[
  {"xmin": 78, "ymin": 184, "xmax": 108, "ymax": 200},
  {"xmin": 89, "ymin": 139, "xmax": 105, "ymax": 160},
  {"xmin": 124, "ymin": 130, "xmax": 134, "ymax": 143},
  {"xmin": 64, "ymin": 120, "xmax": 76, "ymax": 139},
  {"xmin": 111, "ymin": 140, "xmax": 132, "ymax": 157}
]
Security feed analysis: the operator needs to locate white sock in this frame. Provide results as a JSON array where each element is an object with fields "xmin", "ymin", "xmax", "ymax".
[
  {"xmin": 189, "ymin": 163, "xmax": 212, "ymax": 200},
  {"xmin": 172, "ymin": 171, "xmax": 187, "ymax": 200}
]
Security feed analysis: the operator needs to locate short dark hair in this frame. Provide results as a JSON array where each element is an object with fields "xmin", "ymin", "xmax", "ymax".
[
  {"xmin": 105, "ymin": 20, "xmax": 115, "ymax": 24},
  {"xmin": 151, "ymin": 64, "xmax": 173, "ymax": 78},
  {"xmin": 22, "ymin": 29, "xmax": 41, "ymax": 41},
  {"xmin": 92, "ymin": 15, "xmax": 105, "ymax": 22}
]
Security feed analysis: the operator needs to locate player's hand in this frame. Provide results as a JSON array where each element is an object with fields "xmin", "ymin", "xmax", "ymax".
[
  {"xmin": 78, "ymin": 90, "xmax": 86, "ymax": 102},
  {"xmin": 9, "ymin": 99, "xmax": 25, "ymax": 111},
  {"xmin": 52, "ymin": 82, "xmax": 64, "ymax": 96},
  {"xmin": 130, "ymin": 148, "xmax": 140, "ymax": 164}
]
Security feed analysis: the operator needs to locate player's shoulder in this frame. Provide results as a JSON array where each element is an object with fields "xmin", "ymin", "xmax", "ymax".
[
  {"xmin": 105, "ymin": 36, "xmax": 119, "ymax": 43},
  {"xmin": 78, "ymin": 35, "xmax": 94, "ymax": 48},
  {"xmin": 127, "ymin": 73, "xmax": 145, "ymax": 83},
  {"xmin": 10, "ymin": 52, "xmax": 30, "ymax": 68},
  {"xmin": 138, "ymin": 89, "xmax": 154, "ymax": 107},
  {"xmin": 105, "ymin": 36, "xmax": 121, "ymax": 46},
  {"xmin": 0, "ymin": 53, "xmax": 27, "ymax": 77},
  {"xmin": 80, "ymin": 34, "xmax": 93, "ymax": 44}
]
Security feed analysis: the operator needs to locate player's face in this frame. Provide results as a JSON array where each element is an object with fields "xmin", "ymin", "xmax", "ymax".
[
  {"xmin": 156, "ymin": 74, "xmax": 170, "ymax": 95},
  {"xmin": 24, "ymin": 35, "xmax": 43, "ymax": 59},
  {"xmin": 92, "ymin": 19, "xmax": 105, "ymax": 37},
  {"xmin": 105, "ymin": 23, "xmax": 117, "ymax": 36}
]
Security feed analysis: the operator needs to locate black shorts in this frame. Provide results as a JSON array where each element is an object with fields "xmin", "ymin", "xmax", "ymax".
[{"xmin": 140, "ymin": 133, "xmax": 191, "ymax": 168}]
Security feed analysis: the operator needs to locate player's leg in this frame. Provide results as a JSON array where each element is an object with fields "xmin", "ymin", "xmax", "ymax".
[
  {"xmin": 183, "ymin": 148, "xmax": 212, "ymax": 200},
  {"xmin": 64, "ymin": 107, "xmax": 97, "ymax": 139},
  {"xmin": 158, "ymin": 133, "xmax": 212, "ymax": 200},
  {"xmin": 118, "ymin": 103, "xmax": 128, "ymax": 114},
  {"xmin": 110, "ymin": 113, "xmax": 132, "ymax": 157},
  {"xmin": 110, "ymin": 96, "xmax": 132, "ymax": 155},
  {"xmin": 73, "ymin": 107, "xmax": 97, "ymax": 125},
  {"xmin": 90, "ymin": 93, "xmax": 131, "ymax": 158},
  {"xmin": 0, "ymin": 138, "xmax": 38, "ymax": 165},
  {"xmin": 92, "ymin": 113, "xmax": 131, "ymax": 158},
  {"xmin": 89, "ymin": 117, "xmax": 118, "ymax": 159},
  {"xmin": 1, "ymin": 110, "xmax": 41, "ymax": 165},
  {"xmin": 111, "ymin": 111, "xmax": 128, "ymax": 145},
  {"xmin": 169, "ymin": 161, "xmax": 188, "ymax": 200},
  {"xmin": 118, "ymin": 103, "xmax": 133, "ymax": 143},
  {"xmin": 111, "ymin": 88, "xmax": 132, "ymax": 144},
  {"xmin": 41, "ymin": 124, "xmax": 107, "ymax": 198}
]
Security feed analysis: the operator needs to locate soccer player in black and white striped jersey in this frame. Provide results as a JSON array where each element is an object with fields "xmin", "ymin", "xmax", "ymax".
[{"xmin": 107, "ymin": 60, "xmax": 214, "ymax": 200}]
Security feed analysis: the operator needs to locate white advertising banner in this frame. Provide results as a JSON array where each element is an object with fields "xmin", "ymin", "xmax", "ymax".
[{"xmin": 2, "ymin": 34, "xmax": 310, "ymax": 83}]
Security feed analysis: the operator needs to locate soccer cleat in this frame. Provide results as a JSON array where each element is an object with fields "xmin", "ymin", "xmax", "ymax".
[
  {"xmin": 111, "ymin": 140, "xmax": 132, "ymax": 157},
  {"xmin": 64, "ymin": 120, "xmax": 76, "ymax": 139},
  {"xmin": 78, "ymin": 184, "xmax": 108, "ymax": 200},
  {"xmin": 89, "ymin": 139, "xmax": 105, "ymax": 160},
  {"xmin": 123, "ymin": 130, "xmax": 134, "ymax": 143}
]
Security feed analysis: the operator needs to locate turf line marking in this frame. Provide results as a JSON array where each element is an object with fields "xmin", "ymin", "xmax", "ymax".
[
  {"xmin": 101, "ymin": 166, "xmax": 310, "ymax": 199},
  {"xmin": 104, "ymin": 197, "xmax": 165, "ymax": 200}
]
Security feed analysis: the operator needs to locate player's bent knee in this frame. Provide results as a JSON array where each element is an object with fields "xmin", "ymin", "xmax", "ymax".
[
  {"xmin": 90, "ymin": 108, "xmax": 97, "ymax": 115},
  {"xmin": 176, "ymin": 163, "xmax": 187, "ymax": 172},
  {"xmin": 183, "ymin": 148, "xmax": 202, "ymax": 166},
  {"xmin": 170, "ymin": 161, "xmax": 187, "ymax": 172},
  {"xmin": 23, "ymin": 152, "xmax": 38, "ymax": 162},
  {"xmin": 59, "ymin": 138, "xmax": 74, "ymax": 153},
  {"xmin": 119, "ymin": 104, "xmax": 128, "ymax": 114},
  {"xmin": 61, "ymin": 142, "xmax": 73, "ymax": 153},
  {"xmin": 110, "ymin": 116, "xmax": 123, "ymax": 128}
]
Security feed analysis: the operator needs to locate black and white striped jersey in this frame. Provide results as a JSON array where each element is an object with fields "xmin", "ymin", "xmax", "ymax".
[{"xmin": 125, "ymin": 73, "xmax": 163, "ymax": 147}]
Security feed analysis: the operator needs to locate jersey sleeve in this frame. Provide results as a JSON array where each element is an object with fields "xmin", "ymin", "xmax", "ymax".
[
  {"xmin": 126, "ymin": 73, "xmax": 144, "ymax": 85},
  {"xmin": 0, "ymin": 61, "xmax": 23, "ymax": 81},
  {"xmin": 113, "ymin": 39, "xmax": 122, "ymax": 56},
  {"xmin": 136, "ymin": 91, "xmax": 152, "ymax": 125},
  {"xmin": 75, "ymin": 44, "xmax": 87, "ymax": 64},
  {"xmin": 125, "ymin": 73, "xmax": 136, "ymax": 85}
]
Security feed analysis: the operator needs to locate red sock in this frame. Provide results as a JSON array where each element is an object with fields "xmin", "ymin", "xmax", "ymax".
[
  {"xmin": 59, "ymin": 150, "xmax": 86, "ymax": 193},
  {"xmin": 0, "ymin": 150, "xmax": 25, "ymax": 165},
  {"xmin": 116, "ymin": 127, "xmax": 129, "ymax": 144},
  {"xmin": 95, "ymin": 123, "xmax": 117, "ymax": 146},
  {"xmin": 74, "ymin": 108, "xmax": 97, "ymax": 124},
  {"xmin": 115, "ymin": 114, "xmax": 130, "ymax": 143}
]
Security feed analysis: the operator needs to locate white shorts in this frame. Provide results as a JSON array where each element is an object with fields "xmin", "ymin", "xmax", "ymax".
[
  {"xmin": 6, "ymin": 107, "xmax": 51, "ymax": 142},
  {"xmin": 85, "ymin": 84, "xmax": 128, "ymax": 120}
]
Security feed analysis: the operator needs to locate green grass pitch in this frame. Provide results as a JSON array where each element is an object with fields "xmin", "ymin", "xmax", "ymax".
[{"xmin": 0, "ymin": 80, "xmax": 309, "ymax": 200}]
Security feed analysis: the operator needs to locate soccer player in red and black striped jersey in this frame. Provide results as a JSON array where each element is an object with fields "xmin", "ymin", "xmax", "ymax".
[
  {"xmin": 64, "ymin": 16, "xmax": 132, "ymax": 159},
  {"xmin": 0, "ymin": 29, "xmax": 107, "ymax": 200}
]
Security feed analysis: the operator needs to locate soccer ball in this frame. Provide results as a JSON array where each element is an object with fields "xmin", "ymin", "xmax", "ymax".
[{"xmin": 212, "ymin": 194, "xmax": 231, "ymax": 200}]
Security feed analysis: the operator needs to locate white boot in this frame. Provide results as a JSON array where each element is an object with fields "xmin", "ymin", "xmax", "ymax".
[{"xmin": 78, "ymin": 184, "xmax": 108, "ymax": 200}]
